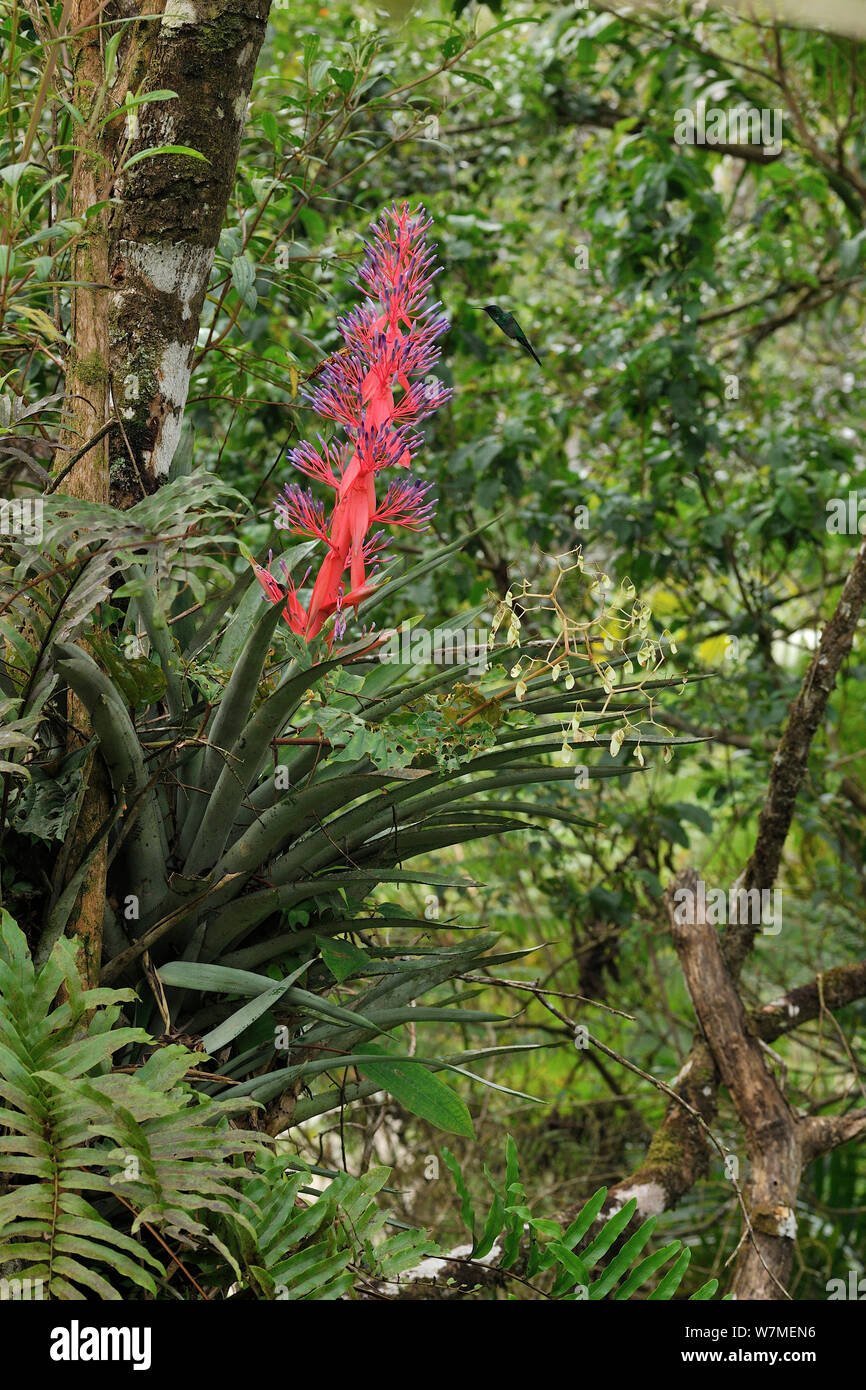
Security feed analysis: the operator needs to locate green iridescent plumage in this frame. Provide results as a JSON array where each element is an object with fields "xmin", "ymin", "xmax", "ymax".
[{"xmin": 482, "ymin": 304, "xmax": 542, "ymax": 367}]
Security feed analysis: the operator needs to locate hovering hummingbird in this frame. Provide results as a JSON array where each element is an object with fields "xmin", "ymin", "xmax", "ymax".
[{"xmin": 482, "ymin": 304, "xmax": 543, "ymax": 368}]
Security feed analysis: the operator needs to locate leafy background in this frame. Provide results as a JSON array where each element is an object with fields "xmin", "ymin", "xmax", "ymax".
[{"xmin": 2, "ymin": 0, "xmax": 866, "ymax": 1298}]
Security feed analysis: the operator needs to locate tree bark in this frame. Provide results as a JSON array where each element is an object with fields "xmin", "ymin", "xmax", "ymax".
[
  {"xmin": 670, "ymin": 869, "xmax": 799, "ymax": 1299},
  {"xmin": 106, "ymin": 0, "xmax": 272, "ymax": 505},
  {"xmin": 57, "ymin": 0, "xmax": 113, "ymax": 504},
  {"xmin": 54, "ymin": 1, "xmax": 116, "ymax": 985},
  {"xmin": 670, "ymin": 867, "xmax": 866, "ymax": 1299},
  {"xmin": 51, "ymin": 0, "xmax": 272, "ymax": 974},
  {"xmin": 726, "ymin": 533, "xmax": 866, "ymax": 974}
]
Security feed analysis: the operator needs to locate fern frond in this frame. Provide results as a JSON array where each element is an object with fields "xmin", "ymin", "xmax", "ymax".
[{"xmin": 0, "ymin": 911, "xmax": 262, "ymax": 1299}]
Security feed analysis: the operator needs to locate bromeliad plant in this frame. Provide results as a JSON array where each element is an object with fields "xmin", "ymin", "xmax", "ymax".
[
  {"xmin": 0, "ymin": 207, "xmax": 697, "ymax": 1238},
  {"xmin": 1, "ymin": 499, "xmax": 694, "ymax": 1146}
]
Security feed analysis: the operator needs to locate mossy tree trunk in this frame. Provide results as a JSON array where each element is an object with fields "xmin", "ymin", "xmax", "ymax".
[
  {"xmin": 58, "ymin": 0, "xmax": 113, "ymax": 502},
  {"xmin": 106, "ymin": 0, "xmax": 272, "ymax": 506},
  {"xmin": 55, "ymin": 0, "xmax": 272, "ymax": 980},
  {"xmin": 56, "ymin": 1, "xmax": 116, "ymax": 988}
]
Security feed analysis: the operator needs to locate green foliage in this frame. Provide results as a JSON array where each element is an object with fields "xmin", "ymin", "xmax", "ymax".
[
  {"xmin": 4, "ymin": 0, "xmax": 865, "ymax": 1302},
  {"xmin": 353, "ymin": 1042, "xmax": 474, "ymax": 1138},
  {"xmin": 0, "ymin": 912, "xmax": 259, "ymax": 1299},
  {"xmin": 1, "ymin": 468, "xmax": 684, "ymax": 1157},
  {"xmin": 0, "ymin": 473, "xmax": 244, "ymax": 729},
  {"xmin": 205, "ymin": 1152, "xmax": 436, "ymax": 1300},
  {"xmin": 0, "ymin": 697, "xmax": 38, "ymax": 780},
  {"xmin": 443, "ymin": 1136, "xmax": 719, "ymax": 1301},
  {"xmin": 203, "ymin": 1136, "xmax": 722, "ymax": 1302}
]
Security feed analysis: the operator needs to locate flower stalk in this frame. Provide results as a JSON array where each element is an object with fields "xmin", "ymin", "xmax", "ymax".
[{"xmin": 255, "ymin": 203, "xmax": 450, "ymax": 641}]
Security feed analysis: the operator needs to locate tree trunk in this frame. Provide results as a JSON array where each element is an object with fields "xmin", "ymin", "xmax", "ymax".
[
  {"xmin": 106, "ymin": 0, "xmax": 272, "ymax": 505},
  {"xmin": 53, "ymin": 0, "xmax": 272, "ymax": 975},
  {"xmin": 54, "ymin": 2, "xmax": 115, "ymax": 985},
  {"xmin": 57, "ymin": 1, "xmax": 113, "ymax": 503}
]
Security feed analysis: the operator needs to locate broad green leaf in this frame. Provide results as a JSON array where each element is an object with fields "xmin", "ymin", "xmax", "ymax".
[
  {"xmin": 356, "ymin": 1044, "xmax": 474, "ymax": 1138},
  {"xmin": 315, "ymin": 935, "xmax": 370, "ymax": 983}
]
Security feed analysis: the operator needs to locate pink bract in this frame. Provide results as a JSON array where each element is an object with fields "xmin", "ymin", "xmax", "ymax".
[{"xmin": 259, "ymin": 203, "xmax": 450, "ymax": 642}]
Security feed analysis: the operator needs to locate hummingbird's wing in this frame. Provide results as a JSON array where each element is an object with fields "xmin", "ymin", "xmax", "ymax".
[
  {"xmin": 512, "ymin": 320, "xmax": 543, "ymax": 368},
  {"xmin": 519, "ymin": 334, "xmax": 543, "ymax": 368}
]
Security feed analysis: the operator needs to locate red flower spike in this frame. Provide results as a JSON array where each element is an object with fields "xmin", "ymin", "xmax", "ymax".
[{"xmin": 266, "ymin": 204, "xmax": 451, "ymax": 640}]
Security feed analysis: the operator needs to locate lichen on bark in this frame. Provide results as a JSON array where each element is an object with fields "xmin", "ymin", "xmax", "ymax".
[{"xmin": 107, "ymin": 0, "xmax": 272, "ymax": 504}]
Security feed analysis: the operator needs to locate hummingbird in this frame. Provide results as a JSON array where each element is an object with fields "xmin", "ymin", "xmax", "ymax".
[
  {"xmin": 304, "ymin": 344, "xmax": 353, "ymax": 381},
  {"xmin": 482, "ymin": 304, "xmax": 543, "ymax": 368}
]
